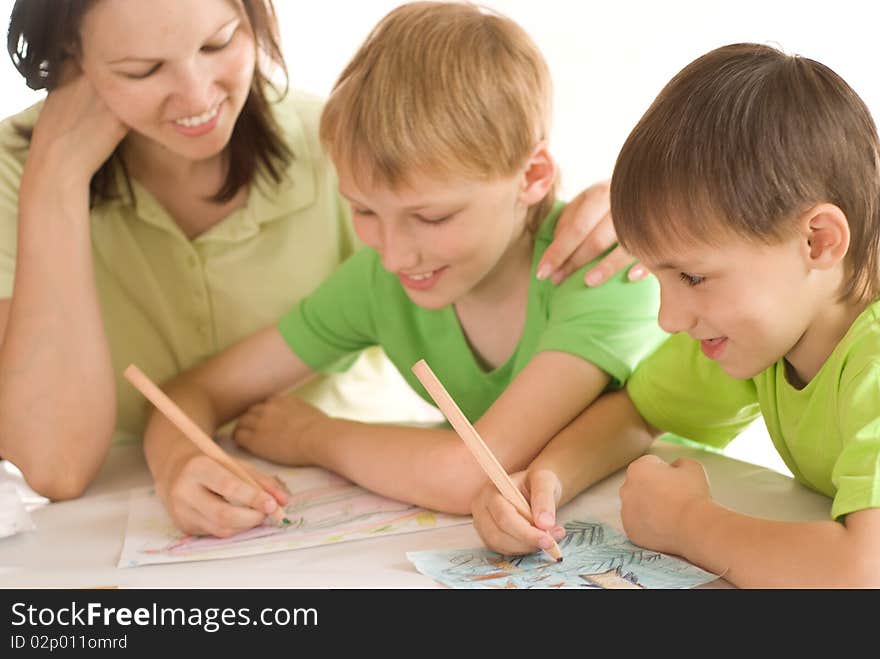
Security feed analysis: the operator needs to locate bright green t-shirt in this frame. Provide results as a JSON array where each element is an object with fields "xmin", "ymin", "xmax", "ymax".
[
  {"xmin": 627, "ymin": 300, "xmax": 880, "ymax": 520},
  {"xmin": 0, "ymin": 92, "xmax": 432, "ymax": 442},
  {"xmin": 278, "ymin": 202, "xmax": 668, "ymax": 422}
]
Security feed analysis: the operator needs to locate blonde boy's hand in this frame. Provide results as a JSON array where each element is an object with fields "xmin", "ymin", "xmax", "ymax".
[
  {"xmin": 233, "ymin": 392, "xmax": 327, "ymax": 466},
  {"xmin": 158, "ymin": 445, "xmax": 289, "ymax": 538},
  {"xmin": 537, "ymin": 180, "xmax": 649, "ymax": 287},
  {"xmin": 618, "ymin": 455, "xmax": 711, "ymax": 555},
  {"xmin": 471, "ymin": 469, "xmax": 566, "ymax": 555}
]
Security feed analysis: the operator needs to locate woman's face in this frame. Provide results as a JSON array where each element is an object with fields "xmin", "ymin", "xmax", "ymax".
[{"xmin": 78, "ymin": 0, "xmax": 256, "ymax": 163}]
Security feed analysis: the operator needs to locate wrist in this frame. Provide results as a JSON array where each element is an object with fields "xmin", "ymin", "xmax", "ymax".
[
  {"xmin": 23, "ymin": 141, "xmax": 95, "ymax": 198},
  {"xmin": 300, "ymin": 412, "xmax": 335, "ymax": 465},
  {"xmin": 677, "ymin": 496, "xmax": 716, "ymax": 557}
]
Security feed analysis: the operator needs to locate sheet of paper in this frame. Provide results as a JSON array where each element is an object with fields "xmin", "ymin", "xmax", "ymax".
[
  {"xmin": 407, "ymin": 520, "xmax": 719, "ymax": 589},
  {"xmin": 0, "ymin": 482, "xmax": 36, "ymax": 540},
  {"xmin": 118, "ymin": 463, "xmax": 469, "ymax": 568}
]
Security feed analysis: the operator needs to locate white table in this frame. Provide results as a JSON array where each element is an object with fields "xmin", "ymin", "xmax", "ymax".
[{"xmin": 0, "ymin": 439, "xmax": 832, "ymax": 588}]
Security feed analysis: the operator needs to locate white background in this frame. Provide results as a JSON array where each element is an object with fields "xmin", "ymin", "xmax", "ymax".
[{"xmin": 6, "ymin": 0, "xmax": 870, "ymax": 475}]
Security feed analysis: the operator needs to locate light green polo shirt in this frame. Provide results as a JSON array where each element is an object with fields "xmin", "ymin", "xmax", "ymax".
[
  {"xmin": 278, "ymin": 201, "xmax": 667, "ymax": 422},
  {"xmin": 627, "ymin": 301, "xmax": 880, "ymax": 520},
  {"xmin": 0, "ymin": 92, "xmax": 434, "ymax": 443}
]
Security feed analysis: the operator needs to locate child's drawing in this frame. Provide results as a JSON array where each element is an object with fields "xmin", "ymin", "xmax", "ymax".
[
  {"xmin": 118, "ymin": 465, "xmax": 469, "ymax": 568},
  {"xmin": 407, "ymin": 520, "xmax": 718, "ymax": 589}
]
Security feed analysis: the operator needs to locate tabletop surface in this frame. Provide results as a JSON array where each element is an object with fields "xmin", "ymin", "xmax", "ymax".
[{"xmin": 0, "ymin": 439, "xmax": 832, "ymax": 589}]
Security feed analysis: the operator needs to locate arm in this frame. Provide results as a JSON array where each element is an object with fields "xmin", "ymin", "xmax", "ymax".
[
  {"xmin": 236, "ymin": 351, "xmax": 612, "ymax": 515},
  {"xmin": 0, "ymin": 74, "xmax": 127, "ymax": 500},
  {"xmin": 538, "ymin": 180, "xmax": 647, "ymax": 286},
  {"xmin": 471, "ymin": 388, "xmax": 659, "ymax": 554},
  {"xmin": 143, "ymin": 326, "xmax": 313, "ymax": 536},
  {"xmin": 619, "ymin": 455, "xmax": 880, "ymax": 588}
]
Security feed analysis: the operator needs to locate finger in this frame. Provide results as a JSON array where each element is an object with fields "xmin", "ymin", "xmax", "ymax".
[
  {"xmin": 197, "ymin": 458, "xmax": 277, "ymax": 515},
  {"xmin": 485, "ymin": 491, "xmax": 548, "ymax": 553},
  {"xmin": 232, "ymin": 425, "xmax": 254, "ymax": 448},
  {"xmin": 188, "ymin": 492, "xmax": 268, "ymax": 538},
  {"xmin": 582, "ymin": 241, "xmax": 633, "ymax": 287},
  {"xmin": 671, "ymin": 457, "xmax": 706, "ymax": 477},
  {"xmin": 527, "ymin": 469, "xmax": 561, "ymax": 531},
  {"xmin": 537, "ymin": 187, "xmax": 610, "ymax": 279},
  {"xmin": 248, "ymin": 467, "xmax": 290, "ymax": 506},
  {"xmin": 627, "ymin": 262, "xmax": 650, "ymax": 282}
]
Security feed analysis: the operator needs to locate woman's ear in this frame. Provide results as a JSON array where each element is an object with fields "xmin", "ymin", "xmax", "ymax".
[
  {"xmin": 799, "ymin": 203, "xmax": 850, "ymax": 271},
  {"xmin": 519, "ymin": 141, "xmax": 557, "ymax": 207}
]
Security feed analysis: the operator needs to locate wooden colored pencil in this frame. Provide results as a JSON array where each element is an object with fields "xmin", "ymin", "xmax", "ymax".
[
  {"xmin": 411, "ymin": 359, "xmax": 563, "ymax": 562},
  {"xmin": 123, "ymin": 364, "xmax": 289, "ymax": 527}
]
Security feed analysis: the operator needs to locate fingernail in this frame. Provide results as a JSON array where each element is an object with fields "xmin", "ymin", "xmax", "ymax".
[
  {"xmin": 537, "ymin": 512, "xmax": 554, "ymax": 528},
  {"xmin": 536, "ymin": 264, "xmax": 552, "ymax": 281},
  {"xmin": 264, "ymin": 499, "xmax": 278, "ymax": 514},
  {"xmin": 538, "ymin": 535, "xmax": 552, "ymax": 549},
  {"xmin": 586, "ymin": 271, "xmax": 604, "ymax": 287},
  {"xmin": 628, "ymin": 265, "xmax": 645, "ymax": 281},
  {"xmin": 552, "ymin": 526, "xmax": 566, "ymax": 540},
  {"xmin": 551, "ymin": 272, "xmax": 564, "ymax": 286}
]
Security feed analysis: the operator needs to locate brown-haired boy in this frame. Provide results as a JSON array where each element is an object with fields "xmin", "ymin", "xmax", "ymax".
[{"xmin": 471, "ymin": 42, "xmax": 880, "ymax": 587}]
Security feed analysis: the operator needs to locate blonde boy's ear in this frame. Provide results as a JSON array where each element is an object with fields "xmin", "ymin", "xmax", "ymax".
[
  {"xmin": 800, "ymin": 203, "xmax": 850, "ymax": 270},
  {"xmin": 519, "ymin": 141, "xmax": 557, "ymax": 206}
]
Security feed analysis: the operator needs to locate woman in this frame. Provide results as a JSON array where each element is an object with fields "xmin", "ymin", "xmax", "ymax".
[{"xmin": 0, "ymin": 0, "xmax": 639, "ymax": 500}]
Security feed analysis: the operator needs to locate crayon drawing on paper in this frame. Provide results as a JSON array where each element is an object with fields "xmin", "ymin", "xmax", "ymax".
[
  {"xmin": 119, "ymin": 464, "xmax": 469, "ymax": 568},
  {"xmin": 407, "ymin": 520, "xmax": 719, "ymax": 589}
]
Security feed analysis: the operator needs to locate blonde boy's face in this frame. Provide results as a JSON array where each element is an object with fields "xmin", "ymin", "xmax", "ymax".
[
  {"xmin": 338, "ymin": 169, "xmax": 531, "ymax": 311},
  {"xmin": 637, "ymin": 232, "xmax": 818, "ymax": 379}
]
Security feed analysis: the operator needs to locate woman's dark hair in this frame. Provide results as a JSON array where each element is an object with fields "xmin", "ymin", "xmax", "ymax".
[{"xmin": 7, "ymin": 0, "xmax": 293, "ymax": 205}]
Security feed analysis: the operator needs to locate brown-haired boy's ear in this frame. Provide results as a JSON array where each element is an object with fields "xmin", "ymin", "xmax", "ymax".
[
  {"xmin": 800, "ymin": 203, "xmax": 851, "ymax": 270},
  {"xmin": 519, "ymin": 141, "xmax": 557, "ymax": 206}
]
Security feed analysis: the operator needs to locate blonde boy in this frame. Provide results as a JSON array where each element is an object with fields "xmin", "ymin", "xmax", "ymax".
[
  {"xmin": 144, "ymin": 2, "xmax": 664, "ymax": 537},
  {"xmin": 472, "ymin": 43, "xmax": 880, "ymax": 587}
]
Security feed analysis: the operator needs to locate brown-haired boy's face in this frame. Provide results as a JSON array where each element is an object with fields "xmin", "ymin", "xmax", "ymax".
[{"xmin": 637, "ymin": 233, "xmax": 819, "ymax": 381}]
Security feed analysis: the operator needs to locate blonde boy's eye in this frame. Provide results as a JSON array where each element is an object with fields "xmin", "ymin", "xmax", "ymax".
[{"xmin": 415, "ymin": 214, "xmax": 453, "ymax": 224}]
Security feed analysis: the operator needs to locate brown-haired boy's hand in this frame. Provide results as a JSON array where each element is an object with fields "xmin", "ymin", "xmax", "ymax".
[
  {"xmin": 537, "ymin": 180, "xmax": 649, "ymax": 287},
  {"xmin": 471, "ymin": 469, "xmax": 566, "ymax": 556},
  {"xmin": 619, "ymin": 454, "xmax": 711, "ymax": 557}
]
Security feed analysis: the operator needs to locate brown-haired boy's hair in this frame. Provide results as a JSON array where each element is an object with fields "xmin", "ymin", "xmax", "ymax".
[
  {"xmin": 6, "ymin": 0, "xmax": 292, "ymax": 205},
  {"xmin": 611, "ymin": 42, "xmax": 880, "ymax": 301},
  {"xmin": 320, "ymin": 1, "xmax": 556, "ymax": 224}
]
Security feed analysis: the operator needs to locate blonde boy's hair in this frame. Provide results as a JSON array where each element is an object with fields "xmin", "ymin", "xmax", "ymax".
[
  {"xmin": 611, "ymin": 43, "xmax": 880, "ymax": 302},
  {"xmin": 320, "ymin": 1, "xmax": 555, "ymax": 218}
]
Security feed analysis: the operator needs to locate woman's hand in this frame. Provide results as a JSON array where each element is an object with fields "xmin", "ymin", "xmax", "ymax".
[
  {"xmin": 25, "ymin": 62, "xmax": 128, "ymax": 189},
  {"xmin": 538, "ymin": 180, "xmax": 649, "ymax": 286}
]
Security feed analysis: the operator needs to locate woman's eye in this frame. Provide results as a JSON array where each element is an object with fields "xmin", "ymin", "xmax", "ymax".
[{"xmin": 123, "ymin": 63, "xmax": 161, "ymax": 79}]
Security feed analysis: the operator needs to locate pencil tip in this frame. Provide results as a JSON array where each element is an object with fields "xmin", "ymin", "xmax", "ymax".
[
  {"xmin": 556, "ymin": 557, "xmax": 563, "ymax": 563},
  {"xmin": 282, "ymin": 518, "xmax": 291, "ymax": 526}
]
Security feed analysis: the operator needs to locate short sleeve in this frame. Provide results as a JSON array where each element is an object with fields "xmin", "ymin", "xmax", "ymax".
[
  {"xmin": 277, "ymin": 248, "xmax": 379, "ymax": 371},
  {"xmin": 627, "ymin": 332, "xmax": 761, "ymax": 449},
  {"xmin": 0, "ymin": 112, "xmax": 30, "ymax": 298},
  {"xmin": 832, "ymin": 361, "xmax": 880, "ymax": 519},
  {"xmin": 538, "ymin": 264, "xmax": 667, "ymax": 387}
]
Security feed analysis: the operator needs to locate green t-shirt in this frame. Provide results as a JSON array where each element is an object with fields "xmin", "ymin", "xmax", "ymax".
[
  {"xmin": 627, "ymin": 300, "xmax": 880, "ymax": 520},
  {"xmin": 278, "ymin": 202, "xmax": 668, "ymax": 422}
]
